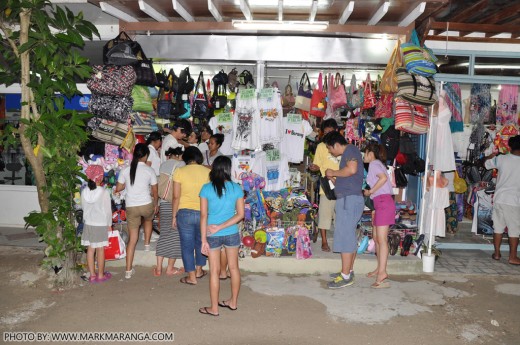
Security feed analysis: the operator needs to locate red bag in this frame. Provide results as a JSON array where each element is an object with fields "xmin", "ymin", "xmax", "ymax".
[
  {"xmin": 375, "ymin": 93, "xmax": 394, "ymax": 119},
  {"xmin": 104, "ymin": 230, "xmax": 127, "ymax": 261},
  {"xmin": 394, "ymin": 97, "xmax": 429, "ymax": 135},
  {"xmin": 329, "ymin": 73, "xmax": 347, "ymax": 110},
  {"xmin": 310, "ymin": 73, "xmax": 327, "ymax": 118},
  {"xmin": 362, "ymin": 73, "xmax": 376, "ymax": 110}
]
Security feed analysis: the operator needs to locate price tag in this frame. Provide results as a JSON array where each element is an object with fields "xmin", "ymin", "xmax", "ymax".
[
  {"xmin": 266, "ymin": 149, "xmax": 280, "ymax": 162},
  {"xmin": 216, "ymin": 101, "xmax": 220, "ymax": 108},
  {"xmin": 218, "ymin": 112, "xmax": 232, "ymax": 123},
  {"xmin": 239, "ymin": 88, "xmax": 256, "ymax": 100},
  {"xmin": 259, "ymin": 88, "xmax": 274, "ymax": 99},
  {"xmin": 182, "ymin": 94, "xmax": 188, "ymax": 100},
  {"xmin": 287, "ymin": 112, "xmax": 302, "ymax": 124}
]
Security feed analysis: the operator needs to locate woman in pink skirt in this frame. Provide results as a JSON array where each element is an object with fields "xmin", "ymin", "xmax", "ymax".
[{"xmin": 363, "ymin": 143, "xmax": 396, "ymax": 288}]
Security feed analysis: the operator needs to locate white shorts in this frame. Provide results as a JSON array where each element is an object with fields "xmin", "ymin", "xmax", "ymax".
[
  {"xmin": 492, "ymin": 203, "xmax": 520, "ymax": 238},
  {"xmin": 318, "ymin": 196, "xmax": 335, "ymax": 230}
]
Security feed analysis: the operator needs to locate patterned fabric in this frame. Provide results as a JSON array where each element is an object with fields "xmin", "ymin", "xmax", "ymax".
[
  {"xmin": 445, "ymin": 191, "xmax": 458, "ymax": 234},
  {"xmin": 443, "ymin": 82, "xmax": 463, "ymax": 132},
  {"xmin": 470, "ymin": 84, "xmax": 491, "ymax": 124},
  {"xmin": 496, "ymin": 84, "xmax": 519, "ymax": 125}
]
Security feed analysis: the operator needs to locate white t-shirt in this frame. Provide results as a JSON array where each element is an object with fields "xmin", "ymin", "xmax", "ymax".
[
  {"xmin": 232, "ymin": 91, "xmax": 260, "ymax": 151},
  {"xmin": 198, "ymin": 141, "xmax": 209, "ymax": 153},
  {"xmin": 257, "ymin": 89, "xmax": 284, "ymax": 145},
  {"xmin": 261, "ymin": 150, "xmax": 290, "ymax": 192},
  {"xmin": 160, "ymin": 134, "xmax": 183, "ymax": 163},
  {"xmin": 147, "ymin": 144, "xmax": 161, "ymax": 176},
  {"xmin": 281, "ymin": 115, "xmax": 313, "ymax": 163},
  {"xmin": 231, "ymin": 151, "xmax": 266, "ymax": 183},
  {"xmin": 209, "ymin": 113, "xmax": 234, "ymax": 156},
  {"xmin": 117, "ymin": 162, "xmax": 158, "ymax": 207},
  {"xmin": 485, "ymin": 153, "xmax": 520, "ymax": 206}
]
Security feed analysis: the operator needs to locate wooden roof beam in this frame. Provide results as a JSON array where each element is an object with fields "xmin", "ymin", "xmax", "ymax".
[
  {"xmin": 431, "ymin": 0, "xmax": 488, "ymax": 35},
  {"xmin": 478, "ymin": 3, "xmax": 520, "ymax": 25},
  {"xmin": 430, "ymin": 21, "xmax": 520, "ymax": 36},
  {"xmin": 425, "ymin": 35, "xmax": 520, "ymax": 44}
]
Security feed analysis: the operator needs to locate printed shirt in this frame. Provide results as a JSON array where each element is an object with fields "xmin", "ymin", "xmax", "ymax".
[
  {"xmin": 281, "ymin": 114, "xmax": 313, "ymax": 163},
  {"xmin": 209, "ymin": 113, "xmax": 234, "ymax": 156}
]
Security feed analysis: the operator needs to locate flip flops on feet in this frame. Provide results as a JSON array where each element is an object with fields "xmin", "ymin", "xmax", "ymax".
[
  {"xmin": 152, "ymin": 266, "xmax": 162, "ymax": 277},
  {"xmin": 218, "ymin": 301, "xmax": 237, "ymax": 311},
  {"xmin": 321, "ymin": 244, "xmax": 331, "ymax": 252},
  {"xmin": 491, "ymin": 254, "xmax": 501, "ymax": 261},
  {"xmin": 199, "ymin": 307, "xmax": 219, "ymax": 317},
  {"xmin": 196, "ymin": 270, "xmax": 208, "ymax": 279},
  {"xmin": 371, "ymin": 279, "xmax": 390, "ymax": 289},
  {"xmin": 165, "ymin": 267, "xmax": 185, "ymax": 276},
  {"xmin": 180, "ymin": 277, "xmax": 197, "ymax": 285}
]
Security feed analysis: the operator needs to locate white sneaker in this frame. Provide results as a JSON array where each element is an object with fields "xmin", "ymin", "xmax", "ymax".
[
  {"xmin": 144, "ymin": 244, "xmax": 151, "ymax": 252},
  {"xmin": 125, "ymin": 268, "xmax": 135, "ymax": 279}
]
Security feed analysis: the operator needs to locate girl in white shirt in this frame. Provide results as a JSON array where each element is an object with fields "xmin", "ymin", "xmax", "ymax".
[{"xmin": 146, "ymin": 131, "xmax": 162, "ymax": 176}]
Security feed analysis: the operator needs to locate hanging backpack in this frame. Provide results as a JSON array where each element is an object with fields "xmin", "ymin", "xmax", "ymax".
[
  {"xmin": 239, "ymin": 70, "xmax": 255, "ymax": 88},
  {"xmin": 211, "ymin": 70, "xmax": 228, "ymax": 110},
  {"xmin": 103, "ymin": 31, "xmax": 143, "ymax": 66},
  {"xmin": 227, "ymin": 68, "xmax": 239, "ymax": 91},
  {"xmin": 191, "ymin": 71, "xmax": 210, "ymax": 120},
  {"xmin": 178, "ymin": 67, "xmax": 195, "ymax": 96}
]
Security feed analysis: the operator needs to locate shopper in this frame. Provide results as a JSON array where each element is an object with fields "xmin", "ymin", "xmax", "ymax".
[
  {"xmin": 81, "ymin": 165, "xmax": 112, "ymax": 283},
  {"xmin": 160, "ymin": 119, "xmax": 191, "ymax": 163},
  {"xmin": 485, "ymin": 135, "xmax": 520, "ymax": 265},
  {"xmin": 308, "ymin": 119, "xmax": 340, "ymax": 252},
  {"xmin": 363, "ymin": 143, "xmax": 395, "ymax": 288},
  {"xmin": 146, "ymin": 131, "xmax": 162, "ymax": 176},
  {"xmin": 172, "ymin": 146, "xmax": 210, "ymax": 285},
  {"xmin": 323, "ymin": 132, "xmax": 364, "ymax": 289},
  {"xmin": 186, "ymin": 131, "xmax": 200, "ymax": 147},
  {"xmin": 115, "ymin": 144, "xmax": 158, "ymax": 279},
  {"xmin": 202, "ymin": 133, "xmax": 224, "ymax": 167},
  {"xmin": 199, "ymin": 156, "xmax": 245, "ymax": 316},
  {"xmin": 154, "ymin": 147, "xmax": 186, "ymax": 277},
  {"xmin": 197, "ymin": 124, "xmax": 213, "ymax": 153}
]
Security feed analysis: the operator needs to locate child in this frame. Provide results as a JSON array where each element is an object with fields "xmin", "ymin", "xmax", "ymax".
[{"xmin": 81, "ymin": 165, "xmax": 113, "ymax": 283}]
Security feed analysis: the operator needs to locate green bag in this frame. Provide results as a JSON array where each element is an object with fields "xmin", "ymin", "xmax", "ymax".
[{"xmin": 131, "ymin": 85, "xmax": 154, "ymax": 113}]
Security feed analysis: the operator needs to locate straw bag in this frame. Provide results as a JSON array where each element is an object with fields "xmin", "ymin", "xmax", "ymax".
[
  {"xmin": 380, "ymin": 40, "xmax": 403, "ymax": 93},
  {"xmin": 401, "ymin": 30, "xmax": 438, "ymax": 77},
  {"xmin": 396, "ymin": 68, "xmax": 437, "ymax": 106},
  {"xmin": 394, "ymin": 97, "xmax": 429, "ymax": 135}
]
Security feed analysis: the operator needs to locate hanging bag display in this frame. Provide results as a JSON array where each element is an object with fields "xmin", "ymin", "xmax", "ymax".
[
  {"xmin": 133, "ymin": 49, "xmax": 157, "ymax": 87},
  {"xmin": 362, "ymin": 73, "xmax": 376, "ymax": 110},
  {"xmin": 191, "ymin": 71, "xmax": 209, "ymax": 120},
  {"xmin": 294, "ymin": 73, "xmax": 312, "ymax": 111},
  {"xmin": 282, "ymin": 82, "xmax": 296, "ymax": 116},
  {"xmin": 401, "ymin": 30, "xmax": 438, "ymax": 77},
  {"xmin": 310, "ymin": 72, "xmax": 327, "ymax": 118},
  {"xmin": 375, "ymin": 93, "xmax": 394, "ymax": 119},
  {"xmin": 103, "ymin": 31, "xmax": 143, "ymax": 66},
  {"xmin": 380, "ymin": 40, "xmax": 403, "ymax": 93},
  {"xmin": 91, "ymin": 119, "xmax": 129, "ymax": 146},
  {"xmin": 87, "ymin": 65, "xmax": 137, "ymax": 97},
  {"xmin": 347, "ymin": 74, "xmax": 364, "ymax": 110},
  {"xmin": 88, "ymin": 94, "xmax": 133, "ymax": 123},
  {"xmin": 396, "ymin": 68, "xmax": 437, "ymax": 106},
  {"xmin": 394, "ymin": 97, "xmax": 430, "ymax": 135},
  {"xmin": 329, "ymin": 72, "xmax": 347, "ymax": 110}
]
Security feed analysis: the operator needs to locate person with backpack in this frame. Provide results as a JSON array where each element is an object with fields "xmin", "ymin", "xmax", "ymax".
[
  {"xmin": 485, "ymin": 135, "xmax": 520, "ymax": 265},
  {"xmin": 323, "ymin": 132, "xmax": 364, "ymax": 289}
]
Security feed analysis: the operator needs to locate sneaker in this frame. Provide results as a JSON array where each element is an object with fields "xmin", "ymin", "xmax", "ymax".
[
  {"xmin": 329, "ymin": 271, "xmax": 355, "ymax": 280},
  {"xmin": 125, "ymin": 268, "xmax": 135, "ymax": 279},
  {"xmin": 327, "ymin": 274, "xmax": 354, "ymax": 289}
]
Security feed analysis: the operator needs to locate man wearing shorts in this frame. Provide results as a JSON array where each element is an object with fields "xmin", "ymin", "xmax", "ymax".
[
  {"xmin": 308, "ymin": 119, "xmax": 340, "ymax": 252},
  {"xmin": 485, "ymin": 135, "xmax": 520, "ymax": 265},
  {"xmin": 323, "ymin": 132, "xmax": 364, "ymax": 289}
]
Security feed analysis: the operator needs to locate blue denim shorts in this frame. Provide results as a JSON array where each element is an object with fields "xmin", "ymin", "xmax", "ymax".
[{"xmin": 207, "ymin": 232, "xmax": 241, "ymax": 250}]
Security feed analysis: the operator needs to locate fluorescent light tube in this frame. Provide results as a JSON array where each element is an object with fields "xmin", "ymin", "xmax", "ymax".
[
  {"xmin": 338, "ymin": 1, "xmax": 354, "ymax": 25},
  {"xmin": 368, "ymin": 1, "xmax": 389, "ymax": 26},
  {"xmin": 232, "ymin": 20, "xmax": 328, "ymax": 31},
  {"xmin": 208, "ymin": 0, "xmax": 223, "ymax": 22},
  {"xmin": 399, "ymin": 2, "xmax": 425, "ymax": 27},
  {"xmin": 139, "ymin": 0, "xmax": 169, "ymax": 22},
  {"xmin": 172, "ymin": 0, "xmax": 194, "ymax": 22},
  {"xmin": 100, "ymin": 2, "xmax": 138, "ymax": 22}
]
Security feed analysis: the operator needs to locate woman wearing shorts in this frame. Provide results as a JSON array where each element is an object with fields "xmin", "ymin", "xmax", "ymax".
[
  {"xmin": 199, "ymin": 156, "xmax": 244, "ymax": 316},
  {"xmin": 115, "ymin": 144, "xmax": 158, "ymax": 279},
  {"xmin": 363, "ymin": 142, "xmax": 395, "ymax": 288}
]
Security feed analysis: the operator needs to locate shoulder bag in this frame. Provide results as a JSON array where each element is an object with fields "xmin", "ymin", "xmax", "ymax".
[
  {"xmin": 191, "ymin": 71, "xmax": 209, "ymax": 120},
  {"xmin": 329, "ymin": 73, "xmax": 347, "ymax": 110},
  {"xmin": 396, "ymin": 68, "xmax": 437, "ymax": 106},
  {"xmin": 394, "ymin": 97, "xmax": 430, "ymax": 135},
  {"xmin": 158, "ymin": 163, "xmax": 177, "ymax": 203},
  {"xmin": 401, "ymin": 30, "xmax": 438, "ymax": 77},
  {"xmin": 347, "ymin": 74, "xmax": 364, "ymax": 110},
  {"xmin": 310, "ymin": 72, "xmax": 327, "ymax": 118},
  {"xmin": 294, "ymin": 72, "xmax": 312, "ymax": 111},
  {"xmin": 87, "ymin": 65, "xmax": 136, "ymax": 97},
  {"xmin": 380, "ymin": 40, "xmax": 403, "ymax": 93}
]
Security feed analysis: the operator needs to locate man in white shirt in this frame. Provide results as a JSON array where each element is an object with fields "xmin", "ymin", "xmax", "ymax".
[
  {"xmin": 160, "ymin": 119, "xmax": 191, "ymax": 163},
  {"xmin": 484, "ymin": 135, "xmax": 520, "ymax": 265}
]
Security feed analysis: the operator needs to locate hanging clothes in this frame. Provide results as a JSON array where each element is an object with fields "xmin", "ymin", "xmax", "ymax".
[
  {"xmin": 231, "ymin": 89, "xmax": 260, "ymax": 151},
  {"xmin": 430, "ymin": 92, "xmax": 456, "ymax": 172},
  {"xmin": 257, "ymin": 88, "xmax": 284, "ymax": 145},
  {"xmin": 209, "ymin": 112, "xmax": 234, "ymax": 156},
  {"xmin": 469, "ymin": 83, "xmax": 491, "ymax": 124},
  {"xmin": 443, "ymin": 82, "xmax": 463, "ymax": 132},
  {"xmin": 281, "ymin": 114, "xmax": 313, "ymax": 163},
  {"xmin": 496, "ymin": 85, "xmax": 519, "ymax": 126},
  {"xmin": 423, "ymin": 187, "xmax": 450, "ymax": 238}
]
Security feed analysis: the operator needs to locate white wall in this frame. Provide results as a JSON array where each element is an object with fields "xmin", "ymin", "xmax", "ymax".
[{"xmin": 0, "ymin": 185, "xmax": 40, "ymax": 227}]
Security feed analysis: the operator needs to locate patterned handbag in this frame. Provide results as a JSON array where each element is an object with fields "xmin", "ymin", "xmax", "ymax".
[
  {"xmin": 394, "ymin": 97, "xmax": 430, "ymax": 135},
  {"xmin": 401, "ymin": 30, "xmax": 438, "ymax": 77},
  {"xmin": 310, "ymin": 73, "xmax": 327, "ymax": 118},
  {"xmin": 87, "ymin": 65, "xmax": 136, "ymax": 97},
  {"xmin": 329, "ymin": 73, "xmax": 347, "ymax": 110},
  {"xmin": 375, "ymin": 93, "xmax": 394, "ymax": 119},
  {"xmin": 362, "ymin": 73, "xmax": 376, "ymax": 110},
  {"xmin": 130, "ymin": 112, "xmax": 158, "ymax": 134},
  {"xmin": 91, "ymin": 119, "xmax": 129, "ymax": 146},
  {"xmin": 347, "ymin": 74, "xmax": 364, "ymax": 110},
  {"xmin": 88, "ymin": 94, "xmax": 133, "ymax": 123},
  {"xmin": 396, "ymin": 68, "xmax": 437, "ymax": 106}
]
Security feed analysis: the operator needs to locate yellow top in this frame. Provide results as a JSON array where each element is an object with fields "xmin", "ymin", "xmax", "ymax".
[
  {"xmin": 173, "ymin": 164, "xmax": 210, "ymax": 211},
  {"xmin": 313, "ymin": 142, "xmax": 340, "ymax": 195}
]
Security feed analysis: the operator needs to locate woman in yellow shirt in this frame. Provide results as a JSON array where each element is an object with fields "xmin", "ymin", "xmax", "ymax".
[{"xmin": 172, "ymin": 146, "xmax": 210, "ymax": 285}]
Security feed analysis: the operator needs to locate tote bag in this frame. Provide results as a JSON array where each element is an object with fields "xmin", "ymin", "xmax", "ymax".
[
  {"xmin": 380, "ymin": 40, "xmax": 403, "ymax": 93},
  {"xmin": 294, "ymin": 73, "xmax": 312, "ymax": 111},
  {"xmin": 375, "ymin": 93, "xmax": 394, "ymax": 119},
  {"xmin": 394, "ymin": 97, "xmax": 430, "ymax": 135},
  {"xmin": 347, "ymin": 74, "xmax": 364, "ymax": 110},
  {"xmin": 396, "ymin": 68, "xmax": 437, "ymax": 106},
  {"xmin": 310, "ymin": 73, "xmax": 327, "ymax": 118},
  {"xmin": 329, "ymin": 73, "xmax": 347, "ymax": 110},
  {"xmin": 401, "ymin": 30, "xmax": 438, "ymax": 77},
  {"xmin": 104, "ymin": 230, "xmax": 127, "ymax": 260},
  {"xmin": 282, "ymin": 84, "xmax": 296, "ymax": 116},
  {"xmin": 362, "ymin": 73, "xmax": 377, "ymax": 110}
]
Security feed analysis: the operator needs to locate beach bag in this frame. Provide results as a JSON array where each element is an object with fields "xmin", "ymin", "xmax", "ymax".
[
  {"xmin": 103, "ymin": 32, "xmax": 143, "ymax": 66},
  {"xmin": 375, "ymin": 93, "xmax": 394, "ymax": 118},
  {"xmin": 131, "ymin": 85, "xmax": 154, "ymax": 113},
  {"xmin": 380, "ymin": 40, "xmax": 403, "ymax": 93},
  {"xmin": 329, "ymin": 73, "xmax": 347, "ymax": 110},
  {"xmin": 394, "ymin": 97, "xmax": 429, "ymax": 135},
  {"xmin": 158, "ymin": 163, "xmax": 176, "ymax": 203},
  {"xmin": 295, "ymin": 73, "xmax": 312, "ymax": 111},
  {"xmin": 88, "ymin": 95, "xmax": 133, "ymax": 123},
  {"xmin": 401, "ymin": 30, "xmax": 438, "ymax": 77},
  {"xmin": 310, "ymin": 73, "xmax": 327, "ymax": 118},
  {"xmin": 282, "ymin": 83, "xmax": 296, "ymax": 115},
  {"xmin": 347, "ymin": 74, "xmax": 364, "ymax": 110},
  {"xmin": 396, "ymin": 68, "xmax": 437, "ymax": 106},
  {"xmin": 453, "ymin": 171, "xmax": 467, "ymax": 194},
  {"xmin": 104, "ymin": 230, "xmax": 127, "ymax": 260},
  {"xmin": 130, "ymin": 112, "xmax": 157, "ymax": 134},
  {"xmin": 91, "ymin": 119, "xmax": 128, "ymax": 146},
  {"xmin": 362, "ymin": 73, "xmax": 377, "ymax": 110},
  {"xmin": 87, "ymin": 65, "xmax": 136, "ymax": 97}
]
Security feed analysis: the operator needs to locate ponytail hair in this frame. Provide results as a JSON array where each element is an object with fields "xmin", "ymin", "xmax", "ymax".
[
  {"xmin": 365, "ymin": 142, "xmax": 387, "ymax": 163},
  {"xmin": 87, "ymin": 179, "xmax": 97, "ymax": 191},
  {"xmin": 209, "ymin": 156, "xmax": 232, "ymax": 198},
  {"xmin": 130, "ymin": 143, "xmax": 150, "ymax": 185},
  {"xmin": 146, "ymin": 131, "xmax": 162, "ymax": 146}
]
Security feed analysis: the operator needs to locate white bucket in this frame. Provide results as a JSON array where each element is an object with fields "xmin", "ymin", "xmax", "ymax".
[{"xmin": 422, "ymin": 254, "xmax": 436, "ymax": 273}]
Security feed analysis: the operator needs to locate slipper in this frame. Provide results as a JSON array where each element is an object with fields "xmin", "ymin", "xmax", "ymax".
[
  {"xmin": 199, "ymin": 307, "xmax": 219, "ymax": 317},
  {"xmin": 95, "ymin": 272, "xmax": 112, "ymax": 283},
  {"xmin": 371, "ymin": 280, "xmax": 390, "ymax": 289},
  {"xmin": 491, "ymin": 254, "xmax": 501, "ymax": 261},
  {"xmin": 165, "ymin": 267, "xmax": 185, "ymax": 276},
  {"xmin": 180, "ymin": 276, "xmax": 197, "ymax": 285},
  {"xmin": 152, "ymin": 266, "xmax": 162, "ymax": 277},
  {"xmin": 321, "ymin": 244, "xmax": 331, "ymax": 252},
  {"xmin": 366, "ymin": 271, "xmax": 377, "ymax": 278},
  {"xmin": 218, "ymin": 301, "xmax": 237, "ymax": 311},
  {"xmin": 196, "ymin": 270, "xmax": 208, "ymax": 279},
  {"xmin": 508, "ymin": 261, "xmax": 520, "ymax": 266}
]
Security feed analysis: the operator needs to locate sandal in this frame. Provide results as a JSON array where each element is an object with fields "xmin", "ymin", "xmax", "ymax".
[
  {"xmin": 371, "ymin": 279, "xmax": 390, "ymax": 289},
  {"xmin": 321, "ymin": 244, "xmax": 331, "ymax": 252},
  {"xmin": 199, "ymin": 307, "xmax": 218, "ymax": 317},
  {"xmin": 491, "ymin": 253, "xmax": 501, "ymax": 261},
  {"xmin": 152, "ymin": 266, "xmax": 162, "ymax": 277},
  {"xmin": 165, "ymin": 267, "xmax": 185, "ymax": 276},
  {"xmin": 196, "ymin": 270, "xmax": 208, "ymax": 279},
  {"xmin": 180, "ymin": 276, "xmax": 197, "ymax": 285},
  {"xmin": 95, "ymin": 272, "xmax": 112, "ymax": 283}
]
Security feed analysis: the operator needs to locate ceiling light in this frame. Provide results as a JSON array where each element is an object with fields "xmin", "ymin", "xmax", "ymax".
[
  {"xmin": 232, "ymin": 20, "xmax": 329, "ymax": 31},
  {"xmin": 309, "ymin": 0, "xmax": 318, "ymax": 22},
  {"xmin": 100, "ymin": 2, "xmax": 138, "ymax": 22},
  {"xmin": 240, "ymin": 0, "xmax": 252, "ymax": 20},
  {"xmin": 139, "ymin": 0, "xmax": 169, "ymax": 22},
  {"xmin": 338, "ymin": 1, "xmax": 354, "ymax": 25},
  {"xmin": 172, "ymin": 0, "xmax": 194, "ymax": 22},
  {"xmin": 278, "ymin": 0, "xmax": 283, "ymax": 21},
  {"xmin": 208, "ymin": 0, "xmax": 223, "ymax": 22},
  {"xmin": 367, "ymin": 1, "xmax": 389, "ymax": 26},
  {"xmin": 398, "ymin": 2, "xmax": 425, "ymax": 27}
]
